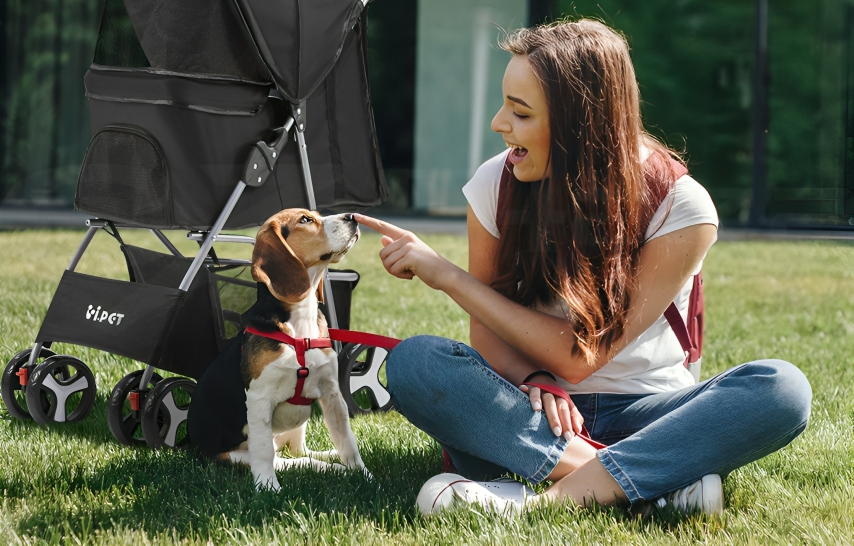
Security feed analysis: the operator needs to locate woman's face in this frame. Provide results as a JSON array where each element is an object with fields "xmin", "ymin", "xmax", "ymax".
[{"xmin": 491, "ymin": 55, "xmax": 551, "ymax": 182}]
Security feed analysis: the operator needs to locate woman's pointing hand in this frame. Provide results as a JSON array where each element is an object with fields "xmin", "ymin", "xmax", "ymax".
[{"xmin": 353, "ymin": 214, "xmax": 458, "ymax": 290}]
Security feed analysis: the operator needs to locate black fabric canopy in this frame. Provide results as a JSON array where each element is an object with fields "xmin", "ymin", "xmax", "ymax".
[
  {"xmin": 123, "ymin": 0, "xmax": 270, "ymax": 82},
  {"xmin": 232, "ymin": 0, "xmax": 367, "ymax": 101},
  {"xmin": 76, "ymin": 0, "xmax": 387, "ymax": 230}
]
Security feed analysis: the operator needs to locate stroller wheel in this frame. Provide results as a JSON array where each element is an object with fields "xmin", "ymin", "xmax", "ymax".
[
  {"xmin": 338, "ymin": 343, "xmax": 394, "ymax": 416},
  {"xmin": 107, "ymin": 370, "xmax": 164, "ymax": 446},
  {"xmin": 141, "ymin": 377, "xmax": 195, "ymax": 449},
  {"xmin": 26, "ymin": 355, "xmax": 97, "ymax": 425},
  {"xmin": 2, "ymin": 347, "xmax": 58, "ymax": 420}
]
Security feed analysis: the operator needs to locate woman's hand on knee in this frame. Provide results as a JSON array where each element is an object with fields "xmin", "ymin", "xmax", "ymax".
[{"xmin": 521, "ymin": 383, "xmax": 584, "ymax": 440}]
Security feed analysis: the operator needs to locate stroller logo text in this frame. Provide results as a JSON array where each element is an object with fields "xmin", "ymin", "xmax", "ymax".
[{"xmin": 86, "ymin": 305, "xmax": 125, "ymax": 325}]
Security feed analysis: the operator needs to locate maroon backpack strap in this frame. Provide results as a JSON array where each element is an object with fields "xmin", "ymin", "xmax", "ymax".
[
  {"xmin": 664, "ymin": 303, "xmax": 693, "ymax": 355},
  {"xmin": 686, "ymin": 272, "xmax": 704, "ymax": 363},
  {"xmin": 662, "ymin": 273, "xmax": 704, "ymax": 368},
  {"xmin": 669, "ymin": 157, "xmax": 689, "ymax": 180}
]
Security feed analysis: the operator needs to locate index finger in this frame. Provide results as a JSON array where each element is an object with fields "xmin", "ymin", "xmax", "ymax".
[{"xmin": 353, "ymin": 214, "xmax": 409, "ymax": 240}]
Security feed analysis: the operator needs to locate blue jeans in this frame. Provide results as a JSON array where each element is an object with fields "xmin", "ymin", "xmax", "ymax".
[{"xmin": 386, "ymin": 335, "xmax": 812, "ymax": 504}]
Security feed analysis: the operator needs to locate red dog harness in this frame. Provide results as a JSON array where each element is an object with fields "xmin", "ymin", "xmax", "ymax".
[{"xmin": 244, "ymin": 326, "xmax": 401, "ymax": 405}]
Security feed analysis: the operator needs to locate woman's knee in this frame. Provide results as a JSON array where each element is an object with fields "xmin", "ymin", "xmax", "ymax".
[
  {"xmin": 386, "ymin": 335, "xmax": 461, "ymax": 400},
  {"xmin": 387, "ymin": 334, "xmax": 451, "ymax": 379},
  {"xmin": 737, "ymin": 359, "xmax": 812, "ymax": 429}
]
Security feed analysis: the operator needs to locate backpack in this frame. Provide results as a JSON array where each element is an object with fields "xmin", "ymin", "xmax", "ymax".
[{"xmin": 495, "ymin": 155, "xmax": 704, "ymax": 383}]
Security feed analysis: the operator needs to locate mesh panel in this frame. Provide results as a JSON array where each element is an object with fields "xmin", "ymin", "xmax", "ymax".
[
  {"xmin": 93, "ymin": 0, "xmax": 150, "ymax": 67},
  {"xmin": 210, "ymin": 267, "xmax": 257, "ymax": 343},
  {"xmin": 209, "ymin": 268, "xmax": 360, "ymax": 343},
  {"xmin": 124, "ymin": 0, "xmax": 268, "ymax": 81},
  {"xmin": 75, "ymin": 125, "xmax": 171, "ymax": 225}
]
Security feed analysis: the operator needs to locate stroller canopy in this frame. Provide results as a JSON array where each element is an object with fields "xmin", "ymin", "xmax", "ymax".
[
  {"xmin": 80, "ymin": 0, "xmax": 386, "ymax": 229},
  {"xmin": 123, "ymin": 0, "xmax": 371, "ymax": 101},
  {"xmin": 233, "ymin": 0, "xmax": 370, "ymax": 102}
]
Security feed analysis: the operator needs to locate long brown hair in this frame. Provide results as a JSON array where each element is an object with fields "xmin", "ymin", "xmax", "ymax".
[{"xmin": 493, "ymin": 19, "xmax": 682, "ymax": 365}]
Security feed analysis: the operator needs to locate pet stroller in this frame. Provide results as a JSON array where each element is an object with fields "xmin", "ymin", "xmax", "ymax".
[{"xmin": 1, "ymin": 0, "xmax": 396, "ymax": 448}]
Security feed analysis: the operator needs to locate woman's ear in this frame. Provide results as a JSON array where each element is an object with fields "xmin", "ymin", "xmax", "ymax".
[{"xmin": 251, "ymin": 221, "xmax": 312, "ymax": 303}]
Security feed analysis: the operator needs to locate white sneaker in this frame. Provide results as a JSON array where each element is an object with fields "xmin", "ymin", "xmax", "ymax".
[
  {"xmin": 416, "ymin": 473, "xmax": 535, "ymax": 517},
  {"xmin": 656, "ymin": 474, "xmax": 724, "ymax": 516}
]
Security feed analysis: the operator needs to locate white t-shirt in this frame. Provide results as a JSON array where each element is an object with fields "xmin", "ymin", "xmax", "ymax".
[{"xmin": 462, "ymin": 149, "xmax": 719, "ymax": 394}]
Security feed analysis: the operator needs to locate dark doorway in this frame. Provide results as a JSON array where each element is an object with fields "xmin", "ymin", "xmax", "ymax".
[{"xmin": 367, "ymin": 0, "xmax": 418, "ymax": 212}]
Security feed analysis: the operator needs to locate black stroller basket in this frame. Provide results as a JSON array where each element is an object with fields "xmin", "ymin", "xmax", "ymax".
[
  {"xmin": 1, "ymin": 0, "xmax": 388, "ymax": 448},
  {"xmin": 36, "ymin": 245, "xmax": 359, "ymax": 381}
]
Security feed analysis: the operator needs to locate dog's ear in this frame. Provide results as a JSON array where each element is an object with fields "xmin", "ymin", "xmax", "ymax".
[{"xmin": 252, "ymin": 221, "xmax": 311, "ymax": 303}]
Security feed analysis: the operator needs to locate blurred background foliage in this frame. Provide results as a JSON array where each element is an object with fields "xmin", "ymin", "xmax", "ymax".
[
  {"xmin": 1, "ymin": 0, "xmax": 101, "ymax": 208},
  {"xmin": 1, "ymin": 0, "xmax": 852, "ymax": 227},
  {"xmin": 551, "ymin": 0, "xmax": 757, "ymax": 223}
]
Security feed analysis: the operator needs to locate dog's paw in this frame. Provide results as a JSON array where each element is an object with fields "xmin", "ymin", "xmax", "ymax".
[
  {"xmin": 273, "ymin": 456, "xmax": 290, "ymax": 471},
  {"xmin": 254, "ymin": 474, "xmax": 282, "ymax": 492},
  {"xmin": 303, "ymin": 448, "xmax": 339, "ymax": 462},
  {"xmin": 285, "ymin": 457, "xmax": 340, "ymax": 473}
]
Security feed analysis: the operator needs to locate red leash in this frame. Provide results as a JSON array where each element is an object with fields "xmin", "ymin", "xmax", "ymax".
[
  {"xmin": 243, "ymin": 327, "xmax": 604, "ymax": 450},
  {"xmin": 327, "ymin": 328, "xmax": 401, "ymax": 350},
  {"xmin": 521, "ymin": 381, "xmax": 606, "ymax": 449},
  {"xmin": 243, "ymin": 326, "xmax": 401, "ymax": 405}
]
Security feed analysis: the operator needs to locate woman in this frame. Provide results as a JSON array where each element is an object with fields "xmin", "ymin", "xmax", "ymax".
[{"xmin": 355, "ymin": 19, "xmax": 811, "ymax": 516}]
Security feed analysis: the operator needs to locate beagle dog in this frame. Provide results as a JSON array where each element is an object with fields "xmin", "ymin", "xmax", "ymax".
[{"xmin": 187, "ymin": 209, "xmax": 365, "ymax": 491}]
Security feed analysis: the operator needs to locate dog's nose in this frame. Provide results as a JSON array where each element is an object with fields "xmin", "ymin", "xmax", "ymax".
[{"xmin": 343, "ymin": 213, "xmax": 356, "ymax": 223}]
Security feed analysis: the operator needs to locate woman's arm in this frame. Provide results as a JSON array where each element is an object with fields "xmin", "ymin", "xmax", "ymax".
[{"xmin": 355, "ymin": 214, "xmax": 717, "ymax": 384}]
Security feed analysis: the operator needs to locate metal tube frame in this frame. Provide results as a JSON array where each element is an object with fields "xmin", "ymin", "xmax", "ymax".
[
  {"xmin": 139, "ymin": 364, "xmax": 156, "ymax": 394},
  {"xmin": 151, "ymin": 229, "xmax": 183, "ymax": 257},
  {"xmin": 26, "ymin": 341, "xmax": 45, "ymax": 368},
  {"xmin": 67, "ymin": 226, "xmax": 99, "ymax": 272},
  {"xmin": 178, "ymin": 181, "xmax": 247, "ymax": 291},
  {"xmin": 203, "ymin": 258, "xmax": 252, "ymax": 266},
  {"xmin": 186, "ymin": 233, "xmax": 256, "ymax": 245},
  {"xmin": 295, "ymin": 129, "xmax": 317, "ymax": 211},
  {"xmin": 293, "ymin": 108, "xmax": 341, "ymax": 344}
]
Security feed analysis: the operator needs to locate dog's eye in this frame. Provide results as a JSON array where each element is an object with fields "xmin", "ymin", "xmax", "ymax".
[{"xmin": 299, "ymin": 215, "xmax": 314, "ymax": 224}]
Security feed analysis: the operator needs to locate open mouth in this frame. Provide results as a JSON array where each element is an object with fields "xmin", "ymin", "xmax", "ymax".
[
  {"xmin": 345, "ymin": 232, "xmax": 359, "ymax": 250},
  {"xmin": 507, "ymin": 144, "xmax": 528, "ymax": 165}
]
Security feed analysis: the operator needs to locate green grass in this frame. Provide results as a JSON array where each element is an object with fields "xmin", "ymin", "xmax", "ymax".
[{"xmin": 0, "ymin": 228, "xmax": 852, "ymax": 545}]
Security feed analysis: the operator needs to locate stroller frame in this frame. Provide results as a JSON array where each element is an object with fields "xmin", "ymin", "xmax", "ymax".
[{"xmin": 25, "ymin": 108, "xmax": 334, "ymax": 377}]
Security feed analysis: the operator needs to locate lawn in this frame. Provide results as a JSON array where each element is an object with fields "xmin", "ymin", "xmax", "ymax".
[{"xmin": 0, "ymin": 227, "xmax": 852, "ymax": 545}]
